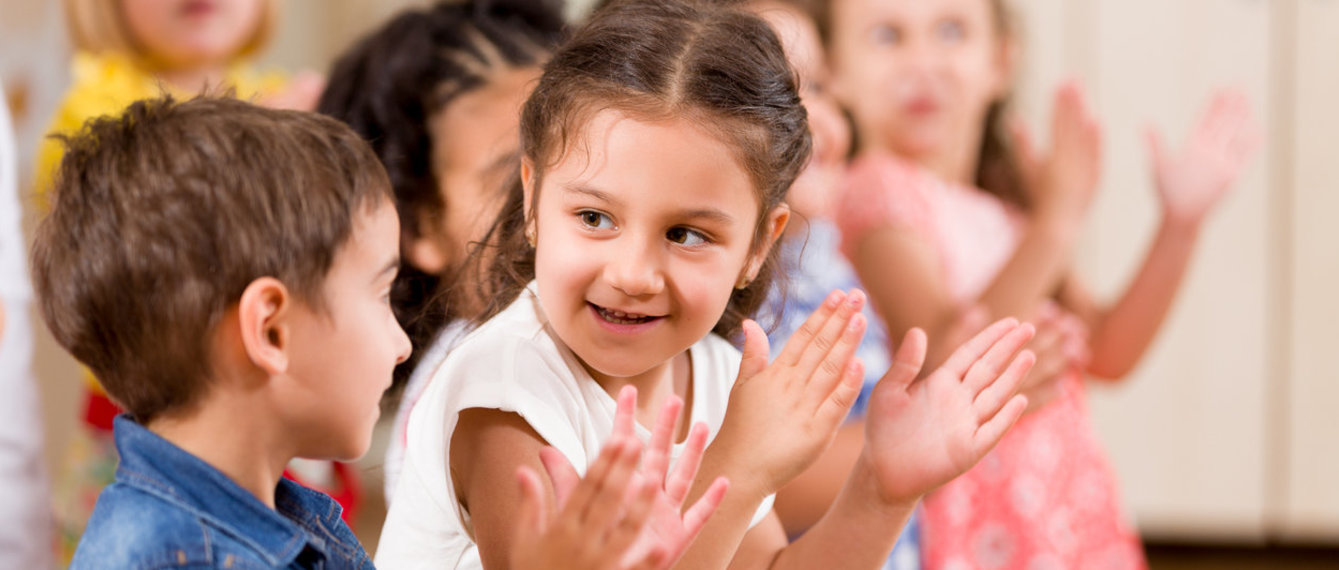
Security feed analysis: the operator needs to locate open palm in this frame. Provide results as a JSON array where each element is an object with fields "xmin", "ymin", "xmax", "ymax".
[
  {"xmin": 861, "ymin": 320, "xmax": 1035, "ymax": 503},
  {"xmin": 1151, "ymin": 89, "xmax": 1260, "ymax": 225}
]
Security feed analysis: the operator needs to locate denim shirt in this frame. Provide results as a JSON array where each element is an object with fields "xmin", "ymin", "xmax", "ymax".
[{"xmin": 71, "ymin": 416, "xmax": 375, "ymax": 569}]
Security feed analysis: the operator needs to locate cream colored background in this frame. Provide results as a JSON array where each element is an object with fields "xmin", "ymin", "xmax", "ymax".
[{"xmin": 2, "ymin": 0, "xmax": 1335, "ymax": 545}]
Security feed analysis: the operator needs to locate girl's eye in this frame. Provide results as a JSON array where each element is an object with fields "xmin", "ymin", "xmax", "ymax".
[
  {"xmin": 666, "ymin": 227, "xmax": 708, "ymax": 246},
  {"xmin": 936, "ymin": 20, "xmax": 966, "ymax": 43},
  {"xmin": 579, "ymin": 210, "xmax": 614, "ymax": 229},
  {"xmin": 871, "ymin": 24, "xmax": 901, "ymax": 46}
]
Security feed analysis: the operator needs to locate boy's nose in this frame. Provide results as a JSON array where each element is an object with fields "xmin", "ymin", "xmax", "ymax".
[{"xmin": 392, "ymin": 322, "xmax": 412, "ymax": 365}]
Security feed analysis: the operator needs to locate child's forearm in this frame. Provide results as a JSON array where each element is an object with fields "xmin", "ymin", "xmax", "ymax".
[
  {"xmin": 770, "ymin": 455, "xmax": 915, "ymax": 569},
  {"xmin": 1086, "ymin": 217, "xmax": 1203, "ymax": 380},
  {"xmin": 975, "ymin": 212, "xmax": 1084, "ymax": 322}
]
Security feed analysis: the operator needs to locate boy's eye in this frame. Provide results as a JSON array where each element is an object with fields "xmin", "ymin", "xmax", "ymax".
[
  {"xmin": 871, "ymin": 24, "xmax": 901, "ymax": 46},
  {"xmin": 666, "ymin": 227, "xmax": 708, "ymax": 246},
  {"xmin": 579, "ymin": 210, "xmax": 615, "ymax": 229},
  {"xmin": 936, "ymin": 20, "xmax": 966, "ymax": 43}
]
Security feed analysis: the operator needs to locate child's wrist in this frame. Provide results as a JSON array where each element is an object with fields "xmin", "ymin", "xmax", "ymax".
[{"xmin": 848, "ymin": 453, "xmax": 921, "ymax": 516}]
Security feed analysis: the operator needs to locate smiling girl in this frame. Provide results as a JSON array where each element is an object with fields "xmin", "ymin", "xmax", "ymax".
[{"xmin": 375, "ymin": 1, "xmax": 1039, "ymax": 568}]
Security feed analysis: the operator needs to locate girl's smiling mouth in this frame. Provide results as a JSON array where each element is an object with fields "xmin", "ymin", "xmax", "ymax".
[{"xmin": 588, "ymin": 302, "xmax": 665, "ymax": 328}]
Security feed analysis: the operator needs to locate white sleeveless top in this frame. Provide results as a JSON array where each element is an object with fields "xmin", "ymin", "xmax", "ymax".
[{"xmin": 375, "ymin": 285, "xmax": 775, "ymax": 569}]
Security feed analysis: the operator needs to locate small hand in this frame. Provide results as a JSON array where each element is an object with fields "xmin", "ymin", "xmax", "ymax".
[
  {"xmin": 514, "ymin": 386, "xmax": 728, "ymax": 570},
  {"xmin": 860, "ymin": 319, "xmax": 1035, "ymax": 505},
  {"xmin": 1149, "ymin": 89, "xmax": 1260, "ymax": 227},
  {"xmin": 716, "ymin": 289, "xmax": 869, "ymax": 495},
  {"xmin": 1018, "ymin": 302, "xmax": 1089, "ymax": 412},
  {"xmin": 1012, "ymin": 82, "xmax": 1103, "ymax": 223}
]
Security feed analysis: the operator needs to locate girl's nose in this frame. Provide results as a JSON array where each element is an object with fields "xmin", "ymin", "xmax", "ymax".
[{"xmin": 602, "ymin": 236, "xmax": 665, "ymax": 297}]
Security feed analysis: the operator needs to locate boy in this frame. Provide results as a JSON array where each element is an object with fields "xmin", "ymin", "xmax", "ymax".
[{"xmin": 33, "ymin": 96, "xmax": 720, "ymax": 569}]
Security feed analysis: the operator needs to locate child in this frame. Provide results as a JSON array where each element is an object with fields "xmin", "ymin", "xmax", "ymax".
[
  {"xmin": 316, "ymin": 0, "xmax": 565, "ymax": 499},
  {"xmin": 743, "ymin": 1, "xmax": 921, "ymax": 568},
  {"xmin": 38, "ymin": 0, "xmax": 328, "ymax": 555},
  {"xmin": 826, "ymin": 0, "xmax": 1259, "ymax": 567},
  {"xmin": 376, "ymin": 1, "xmax": 1038, "ymax": 568},
  {"xmin": 0, "ymin": 80, "xmax": 52, "ymax": 570},
  {"xmin": 33, "ymin": 95, "xmax": 723, "ymax": 569}
]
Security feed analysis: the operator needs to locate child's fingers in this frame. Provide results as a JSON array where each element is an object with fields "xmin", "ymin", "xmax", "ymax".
[
  {"xmin": 514, "ymin": 466, "xmax": 550, "ymax": 544},
  {"xmin": 940, "ymin": 318, "xmax": 1019, "ymax": 377},
  {"xmin": 974, "ymin": 395, "xmax": 1028, "ymax": 457},
  {"xmin": 666, "ymin": 422, "xmax": 710, "ymax": 504},
  {"xmin": 737, "ymin": 319, "xmax": 772, "ymax": 382},
  {"xmin": 973, "ymin": 350, "xmax": 1036, "ymax": 423},
  {"xmin": 643, "ymin": 395, "xmax": 683, "ymax": 487},
  {"xmin": 817, "ymin": 357, "xmax": 864, "ymax": 425},
  {"xmin": 680, "ymin": 476, "xmax": 730, "ymax": 539},
  {"xmin": 882, "ymin": 328, "xmax": 927, "ymax": 392},
  {"xmin": 803, "ymin": 311, "xmax": 867, "ymax": 404},
  {"xmin": 963, "ymin": 324, "xmax": 1036, "ymax": 395},
  {"xmin": 556, "ymin": 437, "xmax": 629, "ymax": 518},
  {"xmin": 775, "ymin": 290, "xmax": 848, "ymax": 367},
  {"xmin": 539, "ymin": 446, "xmax": 580, "ymax": 510},
  {"xmin": 794, "ymin": 290, "xmax": 865, "ymax": 380},
  {"xmin": 613, "ymin": 385, "xmax": 638, "ymax": 441},
  {"xmin": 579, "ymin": 439, "xmax": 643, "ymax": 530},
  {"xmin": 602, "ymin": 473, "xmax": 656, "ymax": 559}
]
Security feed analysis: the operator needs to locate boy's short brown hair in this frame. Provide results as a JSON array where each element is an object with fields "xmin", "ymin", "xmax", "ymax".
[{"xmin": 32, "ymin": 95, "xmax": 392, "ymax": 423}]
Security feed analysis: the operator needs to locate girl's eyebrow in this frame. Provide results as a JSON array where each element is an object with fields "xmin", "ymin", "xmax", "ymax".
[
  {"xmin": 564, "ymin": 183, "xmax": 735, "ymax": 224},
  {"xmin": 372, "ymin": 257, "xmax": 400, "ymax": 284}
]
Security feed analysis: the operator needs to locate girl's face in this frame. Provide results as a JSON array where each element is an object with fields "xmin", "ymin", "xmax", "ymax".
[
  {"xmin": 830, "ymin": 0, "xmax": 1008, "ymax": 163},
  {"xmin": 120, "ymin": 0, "xmax": 264, "ymax": 68},
  {"xmin": 754, "ymin": 2, "xmax": 849, "ymax": 222},
  {"xmin": 525, "ymin": 111, "xmax": 786, "ymax": 384},
  {"xmin": 410, "ymin": 67, "xmax": 541, "ymax": 275}
]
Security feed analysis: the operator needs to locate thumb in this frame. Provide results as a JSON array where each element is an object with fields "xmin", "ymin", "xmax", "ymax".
[
  {"xmin": 883, "ymin": 328, "xmax": 927, "ymax": 391},
  {"xmin": 515, "ymin": 466, "xmax": 549, "ymax": 542},
  {"xmin": 737, "ymin": 319, "xmax": 770, "ymax": 382},
  {"xmin": 1144, "ymin": 126, "xmax": 1169, "ymax": 171}
]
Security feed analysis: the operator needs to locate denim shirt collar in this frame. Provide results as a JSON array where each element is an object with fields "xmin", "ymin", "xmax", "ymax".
[{"xmin": 112, "ymin": 415, "xmax": 360, "ymax": 567}]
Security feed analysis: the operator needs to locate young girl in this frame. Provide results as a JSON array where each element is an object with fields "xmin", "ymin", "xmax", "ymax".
[
  {"xmin": 37, "ymin": 0, "xmax": 325, "ymax": 557},
  {"xmin": 826, "ymin": 0, "xmax": 1259, "ymax": 567},
  {"xmin": 743, "ymin": 2, "xmax": 920, "ymax": 568},
  {"xmin": 317, "ymin": 0, "xmax": 564, "ymax": 500},
  {"xmin": 376, "ymin": 1, "xmax": 1039, "ymax": 568}
]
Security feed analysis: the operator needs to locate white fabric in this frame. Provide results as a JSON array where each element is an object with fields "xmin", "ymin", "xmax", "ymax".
[
  {"xmin": 0, "ymin": 81, "xmax": 53, "ymax": 569},
  {"xmin": 375, "ymin": 285, "xmax": 774, "ymax": 569},
  {"xmin": 384, "ymin": 320, "xmax": 470, "ymax": 500}
]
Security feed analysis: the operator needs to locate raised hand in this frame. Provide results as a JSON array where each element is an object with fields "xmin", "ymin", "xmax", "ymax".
[
  {"xmin": 714, "ymin": 289, "xmax": 869, "ymax": 495},
  {"xmin": 1149, "ymin": 89, "xmax": 1260, "ymax": 227},
  {"xmin": 1012, "ymin": 82, "xmax": 1103, "ymax": 224},
  {"xmin": 859, "ymin": 319, "xmax": 1035, "ymax": 504},
  {"xmin": 513, "ymin": 386, "xmax": 729, "ymax": 570},
  {"xmin": 1018, "ymin": 302, "xmax": 1090, "ymax": 412}
]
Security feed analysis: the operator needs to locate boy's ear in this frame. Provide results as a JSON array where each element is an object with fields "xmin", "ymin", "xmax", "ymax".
[
  {"xmin": 237, "ymin": 277, "xmax": 292, "ymax": 375},
  {"xmin": 741, "ymin": 204, "xmax": 791, "ymax": 286}
]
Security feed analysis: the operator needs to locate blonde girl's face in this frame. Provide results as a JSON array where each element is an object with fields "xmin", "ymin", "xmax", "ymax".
[
  {"xmin": 830, "ymin": 0, "xmax": 1008, "ymax": 162},
  {"xmin": 754, "ymin": 1, "xmax": 850, "ymax": 222},
  {"xmin": 525, "ymin": 110, "xmax": 783, "ymax": 385},
  {"xmin": 120, "ymin": 0, "xmax": 265, "ymax": 68}
]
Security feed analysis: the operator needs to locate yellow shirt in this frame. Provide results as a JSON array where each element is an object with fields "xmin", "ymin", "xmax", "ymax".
[
  {"xmin": 34, "ymin": 51, "xmax": 287, "ymax": 203},
  {"xmin": 34, "ymin": 52, "xmax": 286, "ymax": 394}
]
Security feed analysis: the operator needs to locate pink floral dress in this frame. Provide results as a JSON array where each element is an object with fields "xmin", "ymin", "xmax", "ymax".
[{"xmin": 837, "ymin": 152, "xmax": 1146, "ymax": 570}]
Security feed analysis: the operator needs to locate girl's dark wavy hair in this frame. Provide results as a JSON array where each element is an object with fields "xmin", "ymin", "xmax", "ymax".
[
  {"xmin": 472, "ymin": 0, "xmax": 811, "ymax": 339},
  {"xmin": 317, "ymin": 0, "xmax": 565, "ymax": 390}
]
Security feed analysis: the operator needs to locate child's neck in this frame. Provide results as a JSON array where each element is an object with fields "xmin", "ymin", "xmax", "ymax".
[
  {"xmin": 587, "ymin": 351, "xmax": 693, "ymax": 438},
  {"xmin": 868, "ymin": 133, "xmax": 980, "ymax": 187},
  {"xmin": 153, "ymin": 63, "xmax": 232, "ymax": 96},
  {"xmin": 146, "ymin": 396, "xmax": 292, "ymax": 509}
]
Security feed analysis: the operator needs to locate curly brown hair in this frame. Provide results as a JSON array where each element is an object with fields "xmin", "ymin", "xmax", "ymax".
[{"xmin": 472, "ymin": 0, "xmax": 811, "ymax": 338}]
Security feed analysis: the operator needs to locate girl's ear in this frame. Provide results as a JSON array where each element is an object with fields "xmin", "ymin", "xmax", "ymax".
[
  {"xmin": 406, "ymin": 216, "xmax": 451, "ymax": 275},
  {"xmin": 990, "ymin": 35, "xmax": 1020, "ymax": 100},
  {"xmin": 741, "ymin": 204, "xmax": 791, "ymax": 286},
  {"xmin": 237, "ymin": 277, "xmax": 292, "ymax": 375}
]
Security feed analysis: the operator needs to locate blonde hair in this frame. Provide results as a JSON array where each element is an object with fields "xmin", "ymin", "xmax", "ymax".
[{"xmin": 63, "ymin": 0, "xmax": 275, "ymax": 62}]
